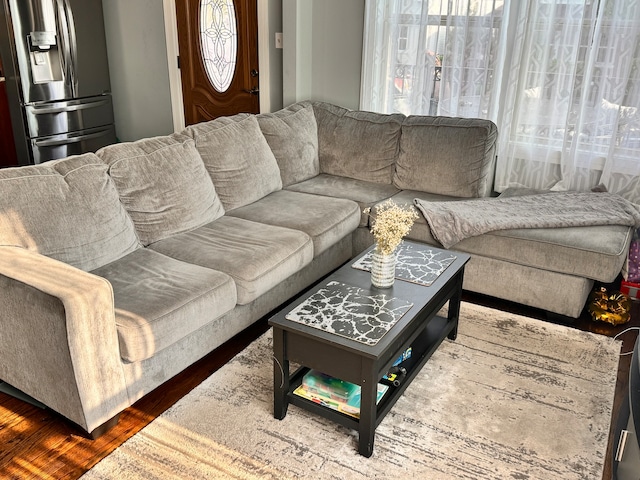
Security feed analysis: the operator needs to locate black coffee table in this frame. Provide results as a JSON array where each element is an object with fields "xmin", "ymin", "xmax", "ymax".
[{"xmin": 268, "ymin": 241, "xmax": 470, "ymax": 457}]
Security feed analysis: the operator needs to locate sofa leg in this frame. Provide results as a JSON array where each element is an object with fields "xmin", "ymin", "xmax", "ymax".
[
  {"xmin": 88, "ymin": 414, "xmax": 121, "ymax": 439},
  {"xmin": 0, "ymin": 381, "xmax": 47, "ymax": 409}
]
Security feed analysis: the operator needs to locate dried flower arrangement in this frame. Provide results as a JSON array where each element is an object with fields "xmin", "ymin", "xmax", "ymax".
[{"xmin": 364, "ymin": 200, "xmax": 419, "ymax": 256}]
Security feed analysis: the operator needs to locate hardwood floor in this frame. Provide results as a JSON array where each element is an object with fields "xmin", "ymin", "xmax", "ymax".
[{"xmin": 0, "ymin": 291, "xmax": 637, "ymax": 479}]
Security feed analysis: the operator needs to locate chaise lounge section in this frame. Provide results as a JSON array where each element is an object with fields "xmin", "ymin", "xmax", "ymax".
[{"xmin": 292, "ymin": 101, "xmax": 636, "ymax": 318}]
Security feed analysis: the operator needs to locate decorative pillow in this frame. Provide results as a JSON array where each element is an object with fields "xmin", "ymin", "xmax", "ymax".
[
  {"xmin": 394, "ymin": 116, "xmax": 498, "ymax": 198},
  {"xmin": 0, "ymin": 153, "xmax": 140, "ymax": 271},
  {"xmin": 98, "ymin": 133, "xmax": 225, "ymax": 246},
  {"xmin": 313, "ymin": 102, "xmax": 404, "ymax": 184},
  {"xmin": 257, "ymin": 102, "xmax": 319, "ymax": 187},
  {"xmin": 183, "ymin": 115, "xmax": 283, "ymax": 210}
]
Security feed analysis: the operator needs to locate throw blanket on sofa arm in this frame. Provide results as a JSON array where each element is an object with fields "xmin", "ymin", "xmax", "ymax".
[{"xmin": 414, "ymin": 192, "xmax": 640, "ymax": 249}]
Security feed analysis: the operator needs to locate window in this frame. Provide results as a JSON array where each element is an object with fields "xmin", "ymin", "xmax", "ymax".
[
  {"xmin": 363, "ymin": 0, "xmax": 503, "ymax": 117},
  {"xmin": 362, "ymin": 0, "xmax": 640, "ymax": 202},
  {"xmin": 398, "ymin": 25, "xmax": 409, "ymax": 51},
  {"xmin": 200, "ymin": 0, "xmax": 238, "ymax": 93}
]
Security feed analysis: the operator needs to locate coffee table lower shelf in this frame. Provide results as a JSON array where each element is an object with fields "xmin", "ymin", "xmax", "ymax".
[{"xmin": 275, "ymin": 313, "xmax": 456, "ymax": 456}]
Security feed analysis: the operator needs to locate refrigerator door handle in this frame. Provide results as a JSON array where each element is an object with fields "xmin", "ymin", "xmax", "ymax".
[
  {"xmin": 62, "ymin": 0, "xmax": 79, "ymax": 96},
  {"xmin": 54, "ymin": 0, "xmax": 71, "ymax": 90},
  {"xmin": 54, "ymin": 0, "xmax": 78, "ymax": 97},
  {"xmin": 34, "ymin": 128, "xmax": 114, "ymax": 147},
  {"xmin": 30, "ymin": 98, "xmax": 110, "ymax": 115}
]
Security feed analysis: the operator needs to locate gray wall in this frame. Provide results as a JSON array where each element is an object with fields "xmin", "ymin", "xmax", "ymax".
[
  {"xmin": 103, "ymin": 0, "xmax": 361, "ymax": 139},
  {"xmin": 283, "ymin": 0, "xmax": 365, "ymax": 109},
  {"xmin": 263, "ymin": 0, "xmax": 284, "ymax": 112},
  {"xmin": 283, "ymin": 0, "xmax": 312, "ymax": 106},
  {"xmin": 102, "ymin": 0, "xmax": 284, "ymax": 141},
  {"xmin": 102, "ymin": 0, "xmax": 174, "ymax": 142}
]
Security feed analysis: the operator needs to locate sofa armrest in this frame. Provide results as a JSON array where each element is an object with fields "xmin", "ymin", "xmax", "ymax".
[{"xmin": 0, "ymin": 246, "xmax": 129, "ymax": 433}]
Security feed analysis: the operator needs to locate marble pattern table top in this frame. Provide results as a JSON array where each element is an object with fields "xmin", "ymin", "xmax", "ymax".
[
  {"xmin": 285, "ymin": 281, "xmax": 414, "ymax": 345},
  {"xmin": 351, "ymin": 242, "xmax": 457, "ymax": 287}
]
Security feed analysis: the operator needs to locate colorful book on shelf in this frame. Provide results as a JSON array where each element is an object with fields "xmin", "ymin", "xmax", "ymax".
[{"xmin": 293, "ymin": 370, "xmax": 388, "ymax": 419}]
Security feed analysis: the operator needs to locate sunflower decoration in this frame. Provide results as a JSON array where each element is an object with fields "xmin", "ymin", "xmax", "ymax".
[{"xmin": 588, "ymin": 286, "xmax": 632, "ymax": 325}]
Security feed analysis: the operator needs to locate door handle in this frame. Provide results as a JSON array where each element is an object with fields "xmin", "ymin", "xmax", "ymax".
[
  {"xmin": 243, "ymin": 87, "xmax": 259, "ymax": 95},
  {"xmin": 30, "ymin": 98, "xmax": 109, "ymax": 114},
  {"xmin": 34, "ymin": 128, "xmax": 112, "ymax": 147},
  {"xmin": 55, "ymin": 0, "xmax": 78, "ymax": 97},
  {"xmin": 62, "ymin": 0, "xmax": 79, "ymax": 96}
]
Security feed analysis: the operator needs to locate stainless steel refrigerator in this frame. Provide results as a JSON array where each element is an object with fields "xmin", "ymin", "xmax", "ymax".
[{"xmin": 0, "ymin": 0, "xmax": 116, "ymax": 165}]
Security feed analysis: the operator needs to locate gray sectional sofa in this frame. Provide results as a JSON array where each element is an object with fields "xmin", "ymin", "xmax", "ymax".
[{"xmin": 0, "ymin": 101, "xmax": 633, "ymax": 436}]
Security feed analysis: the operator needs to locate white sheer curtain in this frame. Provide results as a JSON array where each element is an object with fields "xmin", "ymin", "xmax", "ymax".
[
  {"xmin": 497, "ymin": 0, "xmax": 640, "ymax": 203},
  {"xmin": 361, "ymin": 0, "xmax": 506, "ymax": 118},
  {"xmin": 361, "ymin": 0, "xmax": 640, "ymax": 204}
]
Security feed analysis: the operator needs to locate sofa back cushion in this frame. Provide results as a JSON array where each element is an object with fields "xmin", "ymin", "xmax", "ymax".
[
  {"xmin": 183, "ymin": 114, "xmax": 283, "ymax": 210},
  {"xmin": 257, "ymin": 101, "xmax": 319, "ymax": 187},
  {"xmin": 313, "ymin": 102, "xmax": 404, "ymax": 184},
  {"xmin": 98, "ymin": 133, "xmax": 225, "ymax": 246},
  {"xmin": 0, "ymin": 153, "xmax": 140, "ymax": 270},
  {"xmin": 394, "ymin": 116, "xmax": 498, "ymax": 198}
]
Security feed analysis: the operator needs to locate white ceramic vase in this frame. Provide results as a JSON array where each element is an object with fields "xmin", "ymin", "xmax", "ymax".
[{"xmin": 371, "ymin": 248, "xmax": 396, "ymax": 288}]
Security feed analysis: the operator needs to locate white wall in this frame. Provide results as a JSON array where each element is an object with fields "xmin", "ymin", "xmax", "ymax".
[
  {"xmin": 102, "ymin": 0, "xmax": 174, "ymax": 142},
  {"xmin": 283, "ymin": 0, "xmax": 365, "ymax": 109}
]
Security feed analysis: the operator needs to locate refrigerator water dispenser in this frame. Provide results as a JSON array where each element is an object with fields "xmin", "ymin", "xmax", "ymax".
[{"xmin": 28, "ymin": 31, "xmax": 62, "ymax": 83}]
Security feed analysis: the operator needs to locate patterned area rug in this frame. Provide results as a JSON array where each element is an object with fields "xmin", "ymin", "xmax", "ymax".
[{"xmin": 82, "ymin": 302, "xmax": 621, "ymax": 480}]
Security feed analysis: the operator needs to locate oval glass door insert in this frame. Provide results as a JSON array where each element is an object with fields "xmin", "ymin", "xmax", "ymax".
[{"xmin": 200, "ymin": 0, "xmax": 238, "ymax": 93}]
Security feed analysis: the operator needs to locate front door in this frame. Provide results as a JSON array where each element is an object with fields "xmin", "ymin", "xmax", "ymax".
[{"xmin": 175, "ymin": 0, "xmax": 259, "ymax": 125}]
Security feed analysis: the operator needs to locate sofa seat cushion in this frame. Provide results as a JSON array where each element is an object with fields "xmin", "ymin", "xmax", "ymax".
[
  {"xmin": 257, "ymin": 102, "xmax": 319, "ymax": 187},
  {"xmin": 0, "ymin": 153, "xmax": 140, "ymax": 271},
  {"xmin": 390, "ymin": 190, "xmax": 634, "ymax": 282},
  {"xmin": 464, "ymin": 225, "xmax": 634, "ymax": 282},
  {"xmin": 313, "ymin": 102, "xmax": 404, "ymax": 184},
  {"xmin": 91, "ymin": 248, "xmax": 236, "ymax": 363},
  {"xmin": 183, "ymin": 114, "xmax": 283, "ymax": 210},
  {"xmin": 98, "ymin": 133, "xmax": 225, "ymax": 246},
  {"xmin": 286, "ymin": 174, "xmax": 400, "ymax": 227},
  {"xmin": 227, "ymin": 190, "xmax": 360, "ymax": 256},
  {"xmin": 394, "ymin": 116, "xmax": 498, "ymax": 198},
  {"xmin": 149, "ymin": 216, "xmax": 314, "ymax": 305}
]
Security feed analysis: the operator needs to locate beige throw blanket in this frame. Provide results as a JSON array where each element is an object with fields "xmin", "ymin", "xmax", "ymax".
[{"xmin": 414, "ymin": 192, "xmax": 640, "ymax": 248}]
